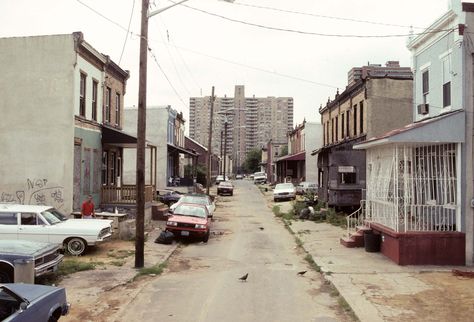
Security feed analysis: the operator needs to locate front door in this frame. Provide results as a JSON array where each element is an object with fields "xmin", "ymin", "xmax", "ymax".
[{"xmin": 73, "ymin": 144, "xmax": 82, "ymax": 211}]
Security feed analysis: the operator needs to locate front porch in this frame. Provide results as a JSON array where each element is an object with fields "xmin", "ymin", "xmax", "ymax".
[
  {"xmin": 101, "ymin": 185, "xmax": 155, "ymax": 204},
  {"xmin": 343, "ymin": 112, "xmax": 466, "ymax": 265}
]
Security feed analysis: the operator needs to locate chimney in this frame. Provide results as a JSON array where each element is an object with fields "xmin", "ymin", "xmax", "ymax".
[{"xmin": 386, "ymin": 61, "xmax": 400, "ymax": 67}]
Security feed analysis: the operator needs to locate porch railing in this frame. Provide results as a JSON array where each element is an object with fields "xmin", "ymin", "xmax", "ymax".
[
  {"xmin": 346, "ymin": 200, "xmax": 366, "ymax": 238},
  {"xmin": 101, "ymin": 185, "xmax": 155, "ymax": 204}
]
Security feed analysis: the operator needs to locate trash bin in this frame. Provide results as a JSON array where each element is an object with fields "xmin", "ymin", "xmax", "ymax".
[{"xmin": 364, "ymin": 230, "xmax": 381, "ymax": 252}]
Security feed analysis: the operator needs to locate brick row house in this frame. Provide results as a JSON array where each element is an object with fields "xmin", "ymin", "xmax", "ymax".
[
  {"xmin": 317, "ymin": 61, "xmax": 413, "ymax": 209},
  {"xmin": 0, "ymin": 32, "xmax": 156, "ymax": 214}
]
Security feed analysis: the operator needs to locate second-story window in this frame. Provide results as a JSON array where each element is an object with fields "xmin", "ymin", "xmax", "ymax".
[
  {"xmin": 92, "ymin": 80, "xmax": 98, "ymax": 121},
  {"xmin": 346, "ymin": 110, "xmax": 350, "ymax": 138},
  {"xmin": 353, "ymin": 105, "xmax": 358, "ymax": 136},
  {"xmin": 115, "ymin": 92, "xmax": 121, "ymax": 126},
  {"xmin": 335, "ymin": 116, "xmax": 338, "ymax": 141},
  {"xmin": 422, "ymin": 69, "xmax": 429, "ymax": 105},
  {"xmin": 359, "ymin": 101, "xmax": 364, "ymax": 133},
  {"xmin": 79, "ymin": 73, "xmax": 86, "ymax": 117},
  {"xmin": 442, "ymin": 55, "xmax": 451, "ymax": 108},
  {"xmin": 341, "ymin": 113, "xmax": 345, "ymax": 138},
  {"xmin": 105, "ymin": 87, "xmax": 111, "ymax": 123}
]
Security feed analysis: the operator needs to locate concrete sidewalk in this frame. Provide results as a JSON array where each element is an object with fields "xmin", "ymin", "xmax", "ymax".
[{"xmin": 289, "ymin": 220, "xmax": 474, "ymax": 322}]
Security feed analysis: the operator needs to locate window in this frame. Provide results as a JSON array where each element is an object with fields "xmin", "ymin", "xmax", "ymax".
[
  {"xmin": 422, "ymin": 69, "xmax": 429, "ymax": 104},
  {"xmin": 92, "ymin": 80, "xmax": 98, "ymax": 121},
  {"xmin": 80, "ymin": 73, "xmax": 86, "ymax": 117},
  {"xmin": 335, "ymin": 116, "xmax": 338, "ymax": 141},
  {"xmin": 0, "ymin": 213, "xmax": 17, "ymax": 225},
  {"xmin": 105, "ymin": 87, "xmax": 111, "ymax": 123},
  {"xmin": 326, "ymin": 121, "xmax": 330, "ymax": 145},
  {"xmin": 359, "ymin": 101, "xmax": 364, "ymax": 133},
  {"xmin": 341, "ymin": 113, "xmax": 345, "ymax": 138},
  {"xmin": 346, "ymin": 110, "xmax": 350, "ymax": 138},
  {"xmin": 115, "ymin": 92, "xmax": 121, "ymax": 126},
  {"xmin": 353, "ymin": 106, "xmax": 357, "ymax": 136},
  {"xmin": 442, "ymin": 56, "xmax": 451, "ymax": 107},
  {"xmin": 340, "ymin": 172, "xmax": 357, "ymax": 184},
  {"xmin": 331, "ymin": 118, "xmax": 334, "ymax": 142},
  {"xmin": 21, "ymin": 213, "xmax": 38, "ymax": 225}
]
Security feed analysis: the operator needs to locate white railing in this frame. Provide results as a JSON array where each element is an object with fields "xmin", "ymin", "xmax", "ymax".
[{"xmin": 346, "ymin": 200, "xmax": 366, "ymax": 238}]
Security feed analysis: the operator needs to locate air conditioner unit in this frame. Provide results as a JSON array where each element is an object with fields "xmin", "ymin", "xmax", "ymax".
[{"xmin": 417, "ymin": 103, "xmax": 429, "ymax": 115}]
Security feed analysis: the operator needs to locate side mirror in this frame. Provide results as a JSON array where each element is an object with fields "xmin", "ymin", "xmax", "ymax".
[{"xmin": 19, "ymin": 302, "xmax": 28, "ymax": 312}]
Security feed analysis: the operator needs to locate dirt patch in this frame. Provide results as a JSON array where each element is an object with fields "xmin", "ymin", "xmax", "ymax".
[{"xmin": 371, "ymin": 272, "xmax": 474, "ymax": 322}]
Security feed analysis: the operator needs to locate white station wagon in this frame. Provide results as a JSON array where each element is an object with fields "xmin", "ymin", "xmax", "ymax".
[{"xmin": 0, "ymin": 204, "xmax": 113, "ymax": 256}]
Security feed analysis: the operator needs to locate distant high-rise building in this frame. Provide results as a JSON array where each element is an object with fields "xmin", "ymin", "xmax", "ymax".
[{"xmin": 189, "ymin": 85, "xmax": 293, "ymax": 173}]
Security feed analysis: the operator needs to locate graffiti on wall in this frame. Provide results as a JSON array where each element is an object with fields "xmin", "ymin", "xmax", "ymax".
[{"xmin": 0, "ymin": 178, "xmax": 65, "ymax": 210}]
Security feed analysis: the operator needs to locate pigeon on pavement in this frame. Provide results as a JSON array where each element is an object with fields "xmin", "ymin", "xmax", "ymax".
[
  {"xmin": 238, "ymin": 273, "xmax": 249, "ymax": 281},
  {"xmin": 297, "ymin": 270, "xmax": 307, "ymax": 276}
]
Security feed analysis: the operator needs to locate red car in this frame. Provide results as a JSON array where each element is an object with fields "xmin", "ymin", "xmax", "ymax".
[{"xmin": 166, "ymin": 203, "xmax": 211, "ymax": 242}]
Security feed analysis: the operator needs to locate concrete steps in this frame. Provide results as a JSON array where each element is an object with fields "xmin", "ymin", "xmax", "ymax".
[{"xmin": 340, "ymin": 225, "xmax": 372, "ymax": 248}]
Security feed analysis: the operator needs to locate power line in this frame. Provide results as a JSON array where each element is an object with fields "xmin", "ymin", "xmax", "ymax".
[
  {"xmin": 119, "ymin": 0, "xmax": 136, "ymax": 64},
  {"xmin": 232, "ymin": 1, "xmax": 428, "ymax": 30},
  {"xmin": 148, "ymin": 46, "xmax": 188, "ymax": 109},
  {"xmin": 173, "ymin": 1, "xmax": 455, "ymax": 38}
]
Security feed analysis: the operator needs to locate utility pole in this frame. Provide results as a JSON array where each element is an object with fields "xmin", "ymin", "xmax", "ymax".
[
  {"xmin": 135, "ymin": 0, "xmax": 149, "ymax": 268},
  {"xmin": 206, "ymin": 86, "xmax": 215, "ymax": 195},
  {"xmin": 223, "ymin": 120, "xmax": 228, "ymax": 178},
  {"xmin": 220, "ymin": 130, "xmax": 223, "ymax": 174}
]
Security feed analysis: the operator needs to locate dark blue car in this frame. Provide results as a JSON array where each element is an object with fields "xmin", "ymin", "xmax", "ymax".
[
  {"xmin": 0, "ymin": 240, "xmax": 63, "ymax": 283},
  {"xmin": 0, "ymin": 283, "xmax": 69, "ymax": 321}
]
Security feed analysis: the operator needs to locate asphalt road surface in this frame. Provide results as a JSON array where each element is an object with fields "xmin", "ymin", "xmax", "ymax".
[{"xmin": 117, "ymin": 180, "xmax": 349, "ymax": 322}]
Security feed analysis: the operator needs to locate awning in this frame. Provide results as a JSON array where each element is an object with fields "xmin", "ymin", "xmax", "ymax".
[
  {"xmin": 276, "ymin": 151, "xmax": 305, "ymax": 162},
  {"xmin": 167, "ymin": 143, "xmax": 198, "ymax": 157},
  {"xmin": 102, "ymin": 125, "xmax": 156, "ymax": 148},
  {"xmin": 354, "ymin": 110, "xmax": 465, "ymax": 150}
]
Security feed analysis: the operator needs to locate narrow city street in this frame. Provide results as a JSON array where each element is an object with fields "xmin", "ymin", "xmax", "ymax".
[{"xmin": 116, "ymin": 180, "xmax": 352, "ymax": 322}]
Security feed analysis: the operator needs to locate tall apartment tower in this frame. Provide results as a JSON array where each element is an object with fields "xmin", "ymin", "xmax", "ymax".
[{"xmin": 189, "ymin": 85, "xmax": 293, "ymax": 173}]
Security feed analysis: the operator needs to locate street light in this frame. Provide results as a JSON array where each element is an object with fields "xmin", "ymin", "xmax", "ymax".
[{"xmin": 135, "ymin": 0, "xmax": 234, "ymax": 268}]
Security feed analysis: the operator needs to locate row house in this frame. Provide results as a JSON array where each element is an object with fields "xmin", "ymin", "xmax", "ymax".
[
  {"xmin": 184, "ymin": 136, "xmax": 220, "ymax": 185},
  {"xmin": 123, "ymin": 106, "xmax": 197, "ymax": 189},
  {"xmin": 317, "ymin": 61, "xmax": 413, "ymax": 209},
  {"xmin": 347, "ymin": 0, "xmax": 474, "ymax": 265},
  {"xmin": 0, "ymin": 32, "xmax": 154, "ymax": 214},
  {"xmin": 264, "ymin": 139, "xmax": 287, "ymax": 184}
]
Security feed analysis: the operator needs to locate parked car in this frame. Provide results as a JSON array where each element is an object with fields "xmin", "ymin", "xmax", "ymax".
[
  {"xmin": 273, "ymin": 183, "xmax": 296, "ymax": 202},
  {"xmin": 215, "ymin": 175, "xmax": 229, "ymax": 184},
  {"xmin": 169, "ymin": 194, "xmax": 216, "ymax": 217},
  {"xmin": 158, "ymin": 190, "xmax": 182, "ymax": 206},
  {"xmin": 0, "ymin": 283, "xmax": 69, "ymax": 321},
  {"xmin": 0, "ymin": 204, "xmax": 113, "ymax": 256},
  {"xmin": 253, "ymin": 172, "xmax": 267, "ymax": 184},
  {"xmin": 217, "ymin": 181, "xmax": 234, "ymax": 196},
  {"xmin": 166, "ymin": 203, "xmax": 211, "ymax": 242},
  {"xmin": 235, "ymin": 174, "xmax": 243, "ymax": 180},
  {"xmin": 296, "ymin": 182, "xmax": 318, "ymax": 195},
  {"xmin": 0, "ymin": 240, "xmax": 63, "ymax": 283}
]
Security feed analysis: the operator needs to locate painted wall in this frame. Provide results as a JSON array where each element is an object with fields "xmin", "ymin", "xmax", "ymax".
[
  {"xmin": 305, "ymin": 122, "xmax": 323, "ymax": 183},
  {"xmin": 0, "ymin": 34, "xmax": 76, "ymax": 212},
  {"xmin": 123, "ymin": 106, "xmax": 168, "ymax": 189},
  {"xmin": 74, "ymin": 55, "xmax": 104, "ymax": 122}
]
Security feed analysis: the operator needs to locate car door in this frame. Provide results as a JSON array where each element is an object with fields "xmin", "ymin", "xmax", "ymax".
[
  {"xmin": 0, "ymin": 212, "xmax": 19, "ymax": 240},
  {"xmin": 17, "ymin": 212, "xmax": 50, "ymax": 243}
]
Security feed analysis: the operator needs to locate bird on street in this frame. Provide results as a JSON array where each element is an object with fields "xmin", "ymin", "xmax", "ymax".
[
  {"xmin": 297, "ymin": 270, "xmax": 307, "ymax": 276},
  {"xmin": 259, "ymin": 227, "xmax": 264, "ymax": 230},
  {"xmin": 238, "ymin": 273, "xmax": 249, "ymax": 281}
]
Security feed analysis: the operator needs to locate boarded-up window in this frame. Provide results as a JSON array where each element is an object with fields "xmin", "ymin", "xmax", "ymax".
[
  {"xmin": 83, "ymin": 148, "xmax": 91, "ymax": 194},
  {"xmin": 80, "ymin": 73, "xmax": 86, "ymax": 117}
]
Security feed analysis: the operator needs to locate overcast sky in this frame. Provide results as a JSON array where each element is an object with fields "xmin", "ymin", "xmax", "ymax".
[{"xmin": 0, "ymin": 0, "xmax": 460, "ymax": 131}]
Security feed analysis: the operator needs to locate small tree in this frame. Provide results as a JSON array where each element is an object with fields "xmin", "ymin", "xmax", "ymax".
[{"xmin": 243, "ymin": 148, "xmax": 261, "ymax": 173}]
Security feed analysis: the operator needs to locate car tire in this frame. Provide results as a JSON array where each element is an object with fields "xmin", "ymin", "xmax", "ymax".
[
  {"xmin": 203, "ymin": 230, "xmax": 210, "ymax": 243},
  {"xmin": 0, "ymin": 270, "xmax": 13, "ymax": 283},
  {"xmin": 65, "ymin": 237, "xmax": 87, "ymax": 256},
  {"xmin": 274, "ymin": 198, "xmax": 278, "ymax": 202},
  {"xmin": 230, "ymin": 192, "xmax": 233, "ymax": 196}
]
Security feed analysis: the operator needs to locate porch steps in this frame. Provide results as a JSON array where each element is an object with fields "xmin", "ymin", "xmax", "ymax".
[
  {"xmin": 340, "ymin": 225, "xmax": 372, "ymax": 248},
  {"xmin": 151, "ymin": 202, "xmax": 169, "ymax": 221}
]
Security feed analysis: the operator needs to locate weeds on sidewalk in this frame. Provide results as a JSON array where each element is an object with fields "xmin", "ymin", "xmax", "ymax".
[{"xmin": 134, "ymin": 261, "xmax": 168, "ymax": 280}]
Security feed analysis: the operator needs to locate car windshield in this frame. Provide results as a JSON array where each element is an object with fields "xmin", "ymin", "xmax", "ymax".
[
  {"xmin": 41, "ymin": 209, "xmax": 65, "ymax": 225},
  {"xmin": 173, "ymin": 205, "xmax": 207, "ymax": 218},
  {"xmin": 180, "ymin": 195, "xmax": 209, "ymax": 206},
  {"xmin": 276, "ymin": 183, "xmax": 294, "ymax": 189}
]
